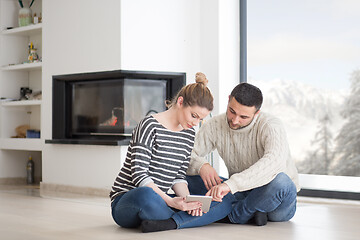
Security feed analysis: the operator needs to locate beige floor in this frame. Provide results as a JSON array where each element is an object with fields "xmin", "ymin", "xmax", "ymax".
[{"xmin": 1, "ymin": 185, "xmax": 359, "ymax": 240}]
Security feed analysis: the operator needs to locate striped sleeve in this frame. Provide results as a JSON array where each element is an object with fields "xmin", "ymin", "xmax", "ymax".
[
  {"xmin": 130, "ymin": 118, "xmax": 156, "ymax": 187},
  {"xmin": 130, "ymin": 142, "xmax": 153, "ymax": 187},
  {"xmin": 171, "ymin": 155, "xmax": 190, "ymax": 186},
  {"xmin": 174, "ymin": 155, "xmax": 190, "ymax": 181}
]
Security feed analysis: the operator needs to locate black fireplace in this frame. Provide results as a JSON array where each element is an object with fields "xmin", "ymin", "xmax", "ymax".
[{"xmin": 45, "ymin": 70, "xmax": 186, "ymax": 145}]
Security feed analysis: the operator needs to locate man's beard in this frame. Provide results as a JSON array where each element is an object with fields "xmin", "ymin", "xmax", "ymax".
[
  {"xmin": 227, "ymin": 118, "xmax": 242, "ymax": 130},
  {"xmin": 227, "ymin": 117, "xmax": 254, "ymax": 130}
]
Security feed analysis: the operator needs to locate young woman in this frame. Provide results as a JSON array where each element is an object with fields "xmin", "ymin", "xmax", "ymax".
[{"xmin": 110, "ymin": 72, "xmax": 234, "ymax": 232}]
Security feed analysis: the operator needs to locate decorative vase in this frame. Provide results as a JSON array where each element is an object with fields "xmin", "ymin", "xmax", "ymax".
[
  {"xmin": 18, "ymin": 8, "xmax": 32, "ymax": 27},
  {"xmin": 28, "ymin": 48, "xmax": 39, "ymax": 62}
]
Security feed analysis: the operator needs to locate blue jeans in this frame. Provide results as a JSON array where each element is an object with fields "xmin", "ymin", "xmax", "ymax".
[
  {"xmin": 111, "ymin": 184, "xmax": 235, "ymax": 229},
  {"xmin": 230, "ymin": 172, "xmax": 297, "ymax": 223},
  {"xmin": 187, "ymin": 173, "xmax": 297, "ymax": 224}
]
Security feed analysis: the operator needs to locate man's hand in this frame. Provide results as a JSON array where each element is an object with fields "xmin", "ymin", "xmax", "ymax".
[
  {"xmin": 199, "ymin": 163, "xmax": 223, "ymax": 190},
  {"xmin": 205, "ymin": 183, "xmax": 231, "ymax": 202}
]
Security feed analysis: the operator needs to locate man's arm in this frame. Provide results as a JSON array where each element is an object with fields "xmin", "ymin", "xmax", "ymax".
[
  {"xmin": 199, "ymin": 163, "xmax": 223, "ymax": 190},
  {"xmin": 225, "ymin": 119, "xmax": 288, "ymax": 193},
  {"xmin": 205, "ymin": 182, "xmax": 231, "ymax": 202},
  {"xmin": 187, "ymin": 119, "xmax": 222, "ymax": 190}
]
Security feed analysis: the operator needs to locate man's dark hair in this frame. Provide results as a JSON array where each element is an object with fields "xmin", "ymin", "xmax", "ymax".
[{"xmin": 230, "ymin": 83, "xmax": 263, "ymax": 111}]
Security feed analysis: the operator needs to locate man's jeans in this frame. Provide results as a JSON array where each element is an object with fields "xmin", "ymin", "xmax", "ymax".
[
  {"xmin": 111, "ymin": 186, "xmax": 235, "ymax": 229},
  {"xmin": 186, "ymin": 173, "xmax": 297, "ymax": 224}
]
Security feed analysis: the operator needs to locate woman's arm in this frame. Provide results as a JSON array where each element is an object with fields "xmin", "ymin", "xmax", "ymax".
[
  {"xmin": 172, "ymin": 182, "xmax": 190, "ymax": 197},
  {"xmin": 172, "ymin": 182, "xmax": 204, "ymax": 216},
  {"xmin": 146, "ymin": 182, "xmax": 201, "ymax": 212}
]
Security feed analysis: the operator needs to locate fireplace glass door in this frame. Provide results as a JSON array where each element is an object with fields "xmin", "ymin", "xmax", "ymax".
[{"xmin": 71, "ymin": 78, "xmax": 167, "ymax": 137}]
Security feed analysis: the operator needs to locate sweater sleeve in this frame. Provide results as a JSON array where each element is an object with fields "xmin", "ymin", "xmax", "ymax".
[
  {"xmin": 187, "ymin": 119, "xmax": 217, "ymax": 175},
  {"xmin": 172, "ymin": 155, "xmax": 190, "ymax": 186},
  {"xmin": 225, "ymin": 119, "xmax": 288, "ymax": 193},
  {"xmin": 130, "ymin": 119, "xmax": 155, "ymax": 187}
]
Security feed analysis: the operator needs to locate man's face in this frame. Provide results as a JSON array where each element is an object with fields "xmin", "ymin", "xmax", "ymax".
[{"xmin": 226, "ymin": 97, "xmax": 259, "ymax": 130}]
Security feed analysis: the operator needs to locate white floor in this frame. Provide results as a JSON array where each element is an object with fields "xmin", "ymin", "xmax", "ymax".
[{"xmin": 1, "ymin": 185, "xmax": 359, "ymax": 240}]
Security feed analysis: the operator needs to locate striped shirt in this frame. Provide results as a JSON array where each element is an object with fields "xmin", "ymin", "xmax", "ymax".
[{"xmin": 110, "ymin": 115, "xmax": 196, "ymax": 202}]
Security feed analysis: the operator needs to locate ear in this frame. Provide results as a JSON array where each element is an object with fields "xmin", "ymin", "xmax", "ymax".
[
  {"xmin": 177, "ymin": 96, "xmax": 184, "ymax": 107},
  {"xmin": 255, "ymin": 109, "xmax": 261, "ymax": 116}
]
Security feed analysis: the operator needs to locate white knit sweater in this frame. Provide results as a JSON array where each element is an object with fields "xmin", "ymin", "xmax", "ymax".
[{"xmin": 187, "ymin": 112, "xmax": 301, "ymax": 193}]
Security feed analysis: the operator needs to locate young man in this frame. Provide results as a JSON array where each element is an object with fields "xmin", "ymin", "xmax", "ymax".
[{"xmin": 187, "ymin": 82, "xmax": 301, "ymax": 226}]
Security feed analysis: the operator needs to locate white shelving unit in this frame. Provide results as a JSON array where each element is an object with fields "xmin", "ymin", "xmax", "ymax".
[
  {"xmin": 0, "ymin": 21, "xmax": 43, "ymax": 140},
  {"xmin": 1, "ymin": 23, "xmax": 42, "ymax": 36},
  {"xmin": 2, "ymin": 99, "xmax": 41, "ymax": 107},
  {"xmin": 0, "ymin": 0, "xmax": 43, "ymax": 183},
  {"xmin": 1, "ymin": 61, "xmax": 42, "ymax": 71},
  {"xmin": 0, "ymin": 138, "xmax": 43, "ymax": 151}
]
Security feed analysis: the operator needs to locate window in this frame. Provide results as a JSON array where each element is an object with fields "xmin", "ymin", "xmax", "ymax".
[{"xmin": 247, "ymin": 0, "xmax": 360, "ymax": 196}]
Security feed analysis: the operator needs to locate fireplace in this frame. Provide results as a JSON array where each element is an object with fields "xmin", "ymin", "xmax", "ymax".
[{"xmin": 45, "ymin": 70, "xmax": 185, "ymax": 145}]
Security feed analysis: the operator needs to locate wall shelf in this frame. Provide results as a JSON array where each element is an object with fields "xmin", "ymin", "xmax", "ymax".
[
  {"xmin": 2, "ymin": 100, "xmax": 41, "ymax": 107},
  {"xmin": 2, "ymin": 23, "xmax": 42, "ymax": 36},
  {"xmin": 1, "ymin": 62, "xmax": 42, "ymax": 71},
  {"xmin": 0, "ymin": 0, "xmax": 43, "ymax": 183},
  {"xmin": 0, "ymin": 138, "xmax": 43, "ymax": 151}
]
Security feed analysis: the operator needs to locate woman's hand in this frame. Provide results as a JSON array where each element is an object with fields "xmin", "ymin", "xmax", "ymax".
[
  {"xmin": 187, "ymin": 208, "xmax": 204, "ymax": 217},
  {"xmin": 167, "ymin": 197, "xmax": 202, "ymax": 211}
]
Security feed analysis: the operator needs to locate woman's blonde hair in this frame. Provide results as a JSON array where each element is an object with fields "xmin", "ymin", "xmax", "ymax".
[{"xmin": 167, "ymin": 72, "xmax": 213, "ymax": 111}]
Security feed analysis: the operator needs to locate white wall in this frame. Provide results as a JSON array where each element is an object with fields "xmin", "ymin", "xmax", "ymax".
[
  {"xmin": 41, "ymin": 0, "xmax": 239, "ymax": 191},
  {"xmin": 120, "ymin": 0, "xmax": 217, "ymax": 109},
  {"xmin": 218, "ymin": 0, "xmax": 240, "ymax": 113},
  {"xmin": 120, "ymin": 0, "xmax": 201, "ymax": 72},
  {"xmin": 120, "ymin": 0, "xmax": 239, "ymax": 115},
  {"xmin": 217, "ymin": 0, "xmax": 240, "ymax": 177},
  {"xmin": 42, "ymin": 0, "xmax": 123, "ymax": 190}
]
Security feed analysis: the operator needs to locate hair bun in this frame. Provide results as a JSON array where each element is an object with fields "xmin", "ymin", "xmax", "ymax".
[{"xmin": 195, "ymin": 72, "xmax": 208, "ymax": 86}]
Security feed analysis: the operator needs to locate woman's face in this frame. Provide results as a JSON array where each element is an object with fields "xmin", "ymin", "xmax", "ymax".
[{"xmin": 177, "ymin": 97, "xmax": 210, "ymax": 129}]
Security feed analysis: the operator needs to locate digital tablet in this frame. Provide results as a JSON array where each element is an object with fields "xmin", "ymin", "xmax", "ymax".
[{"xmin": 185, "ymin": 195, "xmax": 213, "ymax": 212}]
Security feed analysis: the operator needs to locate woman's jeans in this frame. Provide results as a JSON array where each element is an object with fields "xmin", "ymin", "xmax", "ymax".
[{"xmin": 111, "ymin": 184, "xmax": 235, "ymax": 229}]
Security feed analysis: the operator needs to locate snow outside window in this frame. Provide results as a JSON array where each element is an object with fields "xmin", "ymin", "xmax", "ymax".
[{"xmin": 247, "ymin": 0, "xmax": 360, "ymax": 193}]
